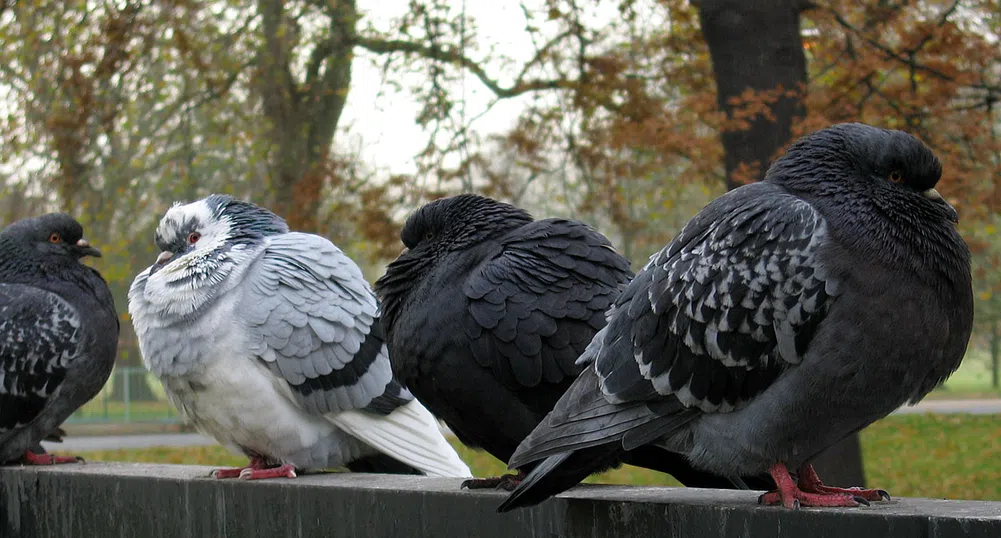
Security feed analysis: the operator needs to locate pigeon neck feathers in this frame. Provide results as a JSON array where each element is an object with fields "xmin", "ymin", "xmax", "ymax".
[
  {"xmin": 764, "ymin": 122, "xmax": 969, "ymax": 290},
  {"xmin": 376, "ymin": 194, "xmax": 534, "ymax": 338},
  {"xmin": 137, "ymin": 196, "xmax": 283, "ymax": 319},
  {"xmin": 401, "ymin": 194, "xmax": 534, "ymax": 250},
  {"xmin": 0, "ymin": 214, "xmax": 100, "ymax": 293}
]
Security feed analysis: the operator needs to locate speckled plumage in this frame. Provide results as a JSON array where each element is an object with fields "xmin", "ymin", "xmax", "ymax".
[
  {"xmin": 500, "ymin": 123, "xmax": 973, "ymax": 511},
  {"xmin": 128, "ymin": 195, "xmax": 470, "ymax": 478},
  {"xmin": 375, "ymin": 194, "xmax": 773, "ymax": 490},
  {"xmin": 0, "ymin": 214, "xmax": 118, "ymax": 463}
]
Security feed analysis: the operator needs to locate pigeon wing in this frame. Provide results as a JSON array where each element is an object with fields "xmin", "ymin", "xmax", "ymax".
[
  {"xmin": 238, "ymin": 233, "xmax": 407, "ymax": 417},
  {"xmin": 510, "ymin": 183, "xmax": 841, "ymax": 466},
  {"xmin": 462, "ymin": 218, "xmax": 633, "ymax": 393},
  {"xmin": 0, "ymin": 284, "xmax": 83, "ymax": 443}
]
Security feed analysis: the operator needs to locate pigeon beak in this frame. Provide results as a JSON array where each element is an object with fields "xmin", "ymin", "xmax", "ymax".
[
  {"xmin": 922, "ymin": 188, "xmax": 944, "ymax": 202},
  {"xmin": 156, "ymin": 251, "xmax": 174, "ymax": 265},
  {"xmin": 75, "ymin": 238, "xmax": 102, "ymax": 258},
  {"xmin": 923, "ymin": 188, "xmax": 959, "ymax": 223}
]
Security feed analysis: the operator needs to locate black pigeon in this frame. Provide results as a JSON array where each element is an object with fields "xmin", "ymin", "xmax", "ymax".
[
  {"xmin": 0, "ymin": 213, "xmax": 119, "ymax": 464},
  {"xmin": 498, "ymin": 123, "xmax": 973, "ymax": 511},
  {"xmin": 374, "ymin": 194, "xmax": 772, "ymax": 490}
]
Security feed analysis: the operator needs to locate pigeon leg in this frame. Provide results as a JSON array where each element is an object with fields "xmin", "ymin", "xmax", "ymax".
[
  {"xmin": 238, "ymin": 463, "xmax": 297, "ymax": 480},
  {"xmin": 757, "ymin": 463, "xmax": 869, "ymax": 509},
  {"xmin": 461, "ymin": 471, "xmax": 525, "ymax": 491},
  {"xmin": 22, "ymin": 450, "xmax": 83, "ymax": 465},
  {"xmin": 211, "ymin": 456, "xmax": 272, "ymax": 479},
  {"xmin": 797, "ymin": 463, "xmax": 890, "ymax": 502}
]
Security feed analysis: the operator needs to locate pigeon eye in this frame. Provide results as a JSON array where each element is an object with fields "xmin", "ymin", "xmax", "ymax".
[
  {"xmin": 188, "ymin": 232, "xmax": 201, "ymax": 244},
  {"xmin": 424, "ymin": 231, "xmax": 434, "ymax": 241},
  {"xmin": 48, "ymin": 233, "xmax": 61, "ymax": 244},
  {"xmin": 888, "ymin": 170, "xmax": 904, "ymax": 183}
]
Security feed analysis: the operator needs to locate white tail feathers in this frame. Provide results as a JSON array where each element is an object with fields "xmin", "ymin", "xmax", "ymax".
[{"xmin": 330, "ymin": 399, "xmax": 472, "ymax": 478}]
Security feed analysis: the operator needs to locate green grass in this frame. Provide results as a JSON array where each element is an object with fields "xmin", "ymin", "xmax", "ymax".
[
  {"xmin": 933, "ymin": 348, "xmax": 1001, "ymax": 397},
  {"xmin": 66, "ymin": 414, "xmax": 1001, "ymax": 501}
]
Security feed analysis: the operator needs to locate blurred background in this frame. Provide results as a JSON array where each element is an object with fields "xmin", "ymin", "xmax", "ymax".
[{"xmin": 0, "ymin": 0, "xmax": 998, "ymax": 500}]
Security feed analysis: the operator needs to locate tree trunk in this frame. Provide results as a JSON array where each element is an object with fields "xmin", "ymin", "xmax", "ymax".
[
  {"xmin": 698, "ymin": 0, "xmax": 809, "ymax": 190},
  {"xmin": 698, "ymin": 0, "xmax": 867, "ymax": 487},
  {"xmin": 256, "ymin": 0, "xmax": 355, "ymax": 233}
]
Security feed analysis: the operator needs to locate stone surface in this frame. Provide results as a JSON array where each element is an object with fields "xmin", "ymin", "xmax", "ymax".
[{"xmin": 1, "ymin": 463, "xmax": 999, "ymax": 538}]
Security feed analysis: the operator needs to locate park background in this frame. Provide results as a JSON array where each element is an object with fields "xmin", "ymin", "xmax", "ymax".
[{"xmin": 0, "ymin": 0, "xmax": 998, "ymax": 501}]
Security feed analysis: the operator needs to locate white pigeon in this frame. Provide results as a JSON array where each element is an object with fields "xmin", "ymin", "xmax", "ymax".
[{"xmin": 128, "ymin": 194, "xmax": 471, "ymax": 480}]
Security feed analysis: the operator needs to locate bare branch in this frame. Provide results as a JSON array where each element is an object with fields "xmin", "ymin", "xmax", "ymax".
[
  {"xmin": 354, "ymin": 36, "xmax": 575, "ymax": 98},
  {"xmin": 822, "ymin": 4, "xmax": 1000, "ymax": 93}
]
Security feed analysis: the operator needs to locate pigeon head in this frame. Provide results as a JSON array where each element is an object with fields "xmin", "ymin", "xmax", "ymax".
[
  {"xmin": 149, "ymin": 194, "xmax": 288, "ymax": 276},
  {"xmin": 766, "ymin": 122, "xmax": 968, "ymax": 286},
  {"xmin": 399, "ymin": 194, "xmax": 533, "ymax": 255},
  {"xmin": 375, "ymin": 194, "xmax": 533, "ymax": 330},
  {"xmin": 766, "ymin": 122, "xmax": 957, "ymax": 223},
  {"xmin": 0, "ymin": 213, "xmax": 102, "ymax": 262}
]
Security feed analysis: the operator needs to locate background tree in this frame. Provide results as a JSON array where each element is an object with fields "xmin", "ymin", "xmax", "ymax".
[{"xmin": 0, "ymin": 0, "xmax": 999, "ymax": 477}]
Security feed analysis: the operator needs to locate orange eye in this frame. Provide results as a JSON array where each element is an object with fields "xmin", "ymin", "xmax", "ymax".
[
  {"xmin": 49, "ymin": 233, "xmax": 61, "ymax": 243},
  {"xmin": 889, "ymin": 170, "xmax": 903, "ymax": 183},
  {"xmin": 188, "ymin": 232, "xmax": 201, "ymax": 244}
]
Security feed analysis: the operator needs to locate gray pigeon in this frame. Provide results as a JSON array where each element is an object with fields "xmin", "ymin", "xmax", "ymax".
[
  {"xmin": 499, "ymin": 123, "xmax": 973, "ymax": 511},
  {"xmin": 0, "ymin": 213, "xmax": 119, "ymax": 464},
  {"xmin": 128, "ymin": 195, "xmax": 470, "ymax": 480}
]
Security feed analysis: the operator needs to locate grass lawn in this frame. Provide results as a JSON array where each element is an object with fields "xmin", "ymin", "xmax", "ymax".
[{"xmin": 67, "ymin": 414, "xmax": 1000, "ymax": 502}]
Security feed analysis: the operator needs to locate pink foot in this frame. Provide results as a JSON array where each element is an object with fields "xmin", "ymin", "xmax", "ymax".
[
  {"xmin": 211, "ymin": 456, "xmax": 274, "ymax": 479},
  {"xmin": 22, "ymin": 450, "xmax": 83, "ymax": 465},
  {"xmin": 758, "ymin": 463, "xmax": 873, "ymax": 509},
  {"xmin": 798, "ymin": 464, "xmax": 890, "ymax": 502},
  {"xmin": 239, "ymin": 463, "xmax": 296, "ymax": 480}
]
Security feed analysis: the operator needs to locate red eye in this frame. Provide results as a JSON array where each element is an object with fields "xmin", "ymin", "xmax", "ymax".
[
  {"xmin": 188, "ymin": 232, "xmax": 201, "ymax": 244},
  {"xmin": 49, "ymin": 233, "xmax": 62, "ymax": 243},
  {"xmin": 889, "ymin": 170, "xmax": 903, "ymax": 183}
]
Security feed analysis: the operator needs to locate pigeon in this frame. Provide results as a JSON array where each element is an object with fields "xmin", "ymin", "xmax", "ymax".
[
  {"xmin": 374, "ymin": 193, "xmax": 772, "ymax": 491},
  {"xmin": 0, "ymin": 213, "xmax": 119, "ymax": 465},
  {"xmin": 128, "ymin": 195, "xmax": 471, "ymax": 480},
  {"xmin": 498, "ymin": 123, "xmax": 974, "ymax": 511}
]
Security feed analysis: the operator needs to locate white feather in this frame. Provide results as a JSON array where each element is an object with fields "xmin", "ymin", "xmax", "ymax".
[{"xmin": 328, "ymin": 399, "xmax": 472, "ymax": 478}]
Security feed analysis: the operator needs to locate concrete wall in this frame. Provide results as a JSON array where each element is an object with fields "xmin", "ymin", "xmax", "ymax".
[{"xmin": 2, "ymin": 463, "xmax": 1000, "ymax": 538}]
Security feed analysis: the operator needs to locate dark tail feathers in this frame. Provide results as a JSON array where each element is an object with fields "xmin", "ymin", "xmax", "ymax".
[{"xmin": 497, "ymin": 443, "xmax": 625, "ymax": 512}]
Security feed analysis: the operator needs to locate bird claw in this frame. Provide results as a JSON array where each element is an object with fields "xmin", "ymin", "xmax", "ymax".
[
  {"xmin": 211, "ymin": 468, "xmax": 244, "ymax": 479},
  {"xmin": 238, "ymin": 464, "xmax": 297, "ymax": 480},
  {"xmin": 22, "ymin": 450, "xmax": 85, "ymax": 465},
  {"xmin": 796, "ymin": 463, "xmax": 890, "ymax": 503},
  {"xmin": 461, "ymin": 472, "xmax": 524, "ymax": 491}
]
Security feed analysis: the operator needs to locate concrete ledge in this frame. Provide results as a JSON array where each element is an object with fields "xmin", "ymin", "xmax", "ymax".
[{"xmin": 2, "ymin": 463, "xmax": 1000, "ymax": 538}]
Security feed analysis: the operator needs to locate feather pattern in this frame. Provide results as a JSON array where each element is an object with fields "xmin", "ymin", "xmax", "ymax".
[
  {"xmin": 500, "ymin": 122, "xmax": 974, "ymax": 512},
  {"xmin": 129, "ymin": 195, "xmax": 470, "ymax": 477},
  {"xmin": 0, "ymin": 213, "xmax": 118, "ymax": 463}
]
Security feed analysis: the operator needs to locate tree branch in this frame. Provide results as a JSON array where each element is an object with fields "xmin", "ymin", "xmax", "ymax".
[
  {"xmin": 823, "ymin": 4, "xmax": 1000, "ymax": 93},
  {"xmin": 354, "ymin": 36, "xmax": 575, "ymax": 98}
]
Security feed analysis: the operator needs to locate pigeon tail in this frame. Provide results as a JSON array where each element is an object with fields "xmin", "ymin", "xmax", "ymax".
[
  {"xmin": 497, "ymin": 444, "xmax": 625, "ymax": 512},
  {"xmin": 328, "ymin": 399, "xmax": 471, "ymax": 478}
]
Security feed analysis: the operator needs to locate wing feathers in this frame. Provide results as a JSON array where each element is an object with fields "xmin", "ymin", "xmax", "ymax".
[{"xmin": 328, "ymin": 399, "xmax": 472, "ymax": 478}]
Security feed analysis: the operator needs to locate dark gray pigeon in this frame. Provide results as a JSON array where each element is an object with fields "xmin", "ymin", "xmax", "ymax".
[
  {"xmin": 499, "ymin": 123, "xmax": 973, "ymax": 511},
  {"xmin": 128, "ymin": 195, "xmax": 470, "ymax": 480},
  {"xmin": 0, "ymin": 213, "xmax": 119, "ymax": 464},
  {"xmin": 374, "ymin": 194, "xmax": 772, "ymax": 491}
]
